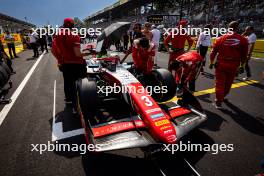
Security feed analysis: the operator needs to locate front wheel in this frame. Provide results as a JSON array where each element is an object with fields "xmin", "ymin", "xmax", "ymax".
[
  {"xmin": 76, "ymin": 78, "xmax": 98, "ymax": 122},
  {"xmin": 148, "ymin": 68, "xmax": 176, "ymax": 102}
]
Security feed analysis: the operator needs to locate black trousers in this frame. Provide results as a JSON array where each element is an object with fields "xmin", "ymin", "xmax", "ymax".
[
  {"xmin": 198, "ymin": 45, "xmax": 208, "ymax": 66},
  {"xmin": 188, "ymin": 79, "xmax": 196, "ymax": 92},
  {"xmin": 7, "ymin": 43, "xmax": 17, "ymax": 59},
  {"xmin": 123, "ymin": 42, "xmax": 128, "ymax": 50},
  {"xmin": 245, "ymin": 60, "xmax": 251, "ymax": 77},
  {"xmin": 62, "ymin": 64, "xmax": 87, "ymax": 108},
  {"xmin": 30, "ymin": 43, "xmax": 39, "ymax": 57},
  {"xmin": 40, "ymin": 42, "xmax": 48, "ymax": 53}
]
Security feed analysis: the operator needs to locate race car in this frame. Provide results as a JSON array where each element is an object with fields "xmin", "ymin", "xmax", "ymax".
[{"xmin": 76, "ymin": 22, "xmax": 207, "ymax": 152}]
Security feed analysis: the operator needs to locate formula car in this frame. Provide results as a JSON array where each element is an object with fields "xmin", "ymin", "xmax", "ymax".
[{"xmin": 76, "ymin": 22, "xmax": 207, "ymax": 152}]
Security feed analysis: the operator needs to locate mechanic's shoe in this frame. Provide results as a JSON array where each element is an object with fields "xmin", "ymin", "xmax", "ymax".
[
  {"xmin": 65, "ymin": 100, "xmax": 72, "ymax": 105},
  {"xmin": 242, "ymin": 77, "xmax": 250, "ymax": 81},
  {"xmin": 72, "ymin": 108, "xmax": 77, "ymax": 114},
  {"xmin": 214, "ymin": 101, "xmax": 223, "ymax": 109},
  {"xmin": 64, "ymin": 98, "xmax": 72, "ymax": 105},
  {"xmin": 223, "ymin": 98, "xmax": 229, "ymax": 103},
  {"xmin": 176, "ymin": 85, "xmax": 183, "ymax": 96}
]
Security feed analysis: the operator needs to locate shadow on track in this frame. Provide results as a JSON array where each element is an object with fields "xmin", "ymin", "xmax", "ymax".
[
  {"xmin": 221, "ymin": 101, "xmax": 264, "ymax": 136},
  {"xmin": 197, "ymin": 93, "xmax": 213, "ymax": 103},
  {"xmin": 200, "ymin": 110, "xmax": 227, "ymax": 132},
  {"xmin": 82, "ymin": 152, "xmax": 160, "ymax": 176}
]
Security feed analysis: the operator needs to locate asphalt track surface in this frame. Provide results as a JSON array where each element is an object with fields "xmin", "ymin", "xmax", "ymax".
[{"xmin": 0, "ymin": 48, "xmax": 264, "ymax": 176}]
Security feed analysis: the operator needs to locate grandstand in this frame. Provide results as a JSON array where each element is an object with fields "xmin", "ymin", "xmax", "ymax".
[
  {"xmin": 84, "ymin": 0, "xmax": 264, "ymax": 37},
  {"xmin": 0, "ymin": 13, "xmax": 35, "ymax": 34}
]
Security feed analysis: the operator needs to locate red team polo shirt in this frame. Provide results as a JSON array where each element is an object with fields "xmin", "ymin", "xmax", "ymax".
[
  {"xmin": 52, "ymin": 28, "xmax": 85, "ymax": 65},
  {"xmin": 210, "ymin": 32, "xmax": 248, "ymax": 64}
]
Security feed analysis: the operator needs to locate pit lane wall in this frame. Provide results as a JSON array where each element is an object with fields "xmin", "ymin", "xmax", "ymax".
[{"xmin": 0, "ymin": 33, "xmax": 24, "ymax": 56}]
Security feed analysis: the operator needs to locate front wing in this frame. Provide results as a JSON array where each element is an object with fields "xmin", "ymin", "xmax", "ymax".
[{"xmin": 85, "ymin": 100, "xmax": 206, "ymax": 152}]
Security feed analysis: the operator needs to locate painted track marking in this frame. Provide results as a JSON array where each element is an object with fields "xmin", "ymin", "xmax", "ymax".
[
  {"xmin": 52, "ymin": 80, "xmax": 84, "ymax": 141},
  {"xmin": 0, "ymin": 52, "xmax": 46, "ymax": 126}
]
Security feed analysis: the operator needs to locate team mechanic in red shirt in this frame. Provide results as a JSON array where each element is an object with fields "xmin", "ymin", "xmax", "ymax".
[
  {"xmin": 163, "ymin": 20, "xmax": 194, "ymax": 72},
  {"xmin": 169, "ymin": 51, "xmax": 203, "ymax": 95},
  {"xmin": 129, "ymin": 23, "xmax": 155, "ymax": 75},
  {"xmin": 52, "ymin": 18, "xmax": 89, "ymax": 113},
  {"xmin": 210, "ymin": 21, "xmax": 248, "ymax": 109}
]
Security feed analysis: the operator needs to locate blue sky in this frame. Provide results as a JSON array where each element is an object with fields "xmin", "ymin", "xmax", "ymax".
[{"xmin": 0, "ymin": 0, "xmax": 117, "ymax": 26}]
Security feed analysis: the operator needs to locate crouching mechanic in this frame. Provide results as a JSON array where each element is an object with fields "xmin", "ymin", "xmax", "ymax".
[
  {"xmin": 52, "ymin": 18, "xmax": 89, "ymax": 113},
  {"xmin": 169, "ymin": 51, "xmax": 203, "ymax": 96},
  {"xmin": 210, "ymin": 21, "xmax": 248, "ymax": 109}
]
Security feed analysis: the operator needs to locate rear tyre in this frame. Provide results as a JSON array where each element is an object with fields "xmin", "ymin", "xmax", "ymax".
[
  {"xmin": 0, "ymin": 63, "xmax": 10, "ymax": 88},
  {"xmin": 0, "ymin": 62, "xmax": 11, "ymax": 76},
  {"xmin": 148, "ymin": 68, "xmax": 176, "ymax": 102}
]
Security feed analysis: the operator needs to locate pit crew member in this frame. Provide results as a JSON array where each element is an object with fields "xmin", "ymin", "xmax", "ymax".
[
  {"xmin": 210, "ymin": 21, "xmax": 248, "ymax": 109},
  {"xmin": 163, "ymin": 20, "xmax": 194, "ymax": 72},
  {"xmin": 52, "ymin": 18, "xmax": 88, "ymax": 113}
]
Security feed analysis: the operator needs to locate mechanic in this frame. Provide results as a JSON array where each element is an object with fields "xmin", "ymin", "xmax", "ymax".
[
  {"xmin": 196, "ymin": 24, "xmax": 212, "ymax": 73},
  {"xmin": 170, "ymin": 51, "xmax": 203, "ymax": 96},
  {"xmin": 52, "ymin": 18, "xmax": 89, "ymax": 113},
  {"xmin": 131, "ymin": 23, "xmax": 155, "ymax": 75},
  {"xmin": 210, "ymin": 21, "xmax": 248, "ymax": 109},
  {"xmin": 132, "ymin": 23, "xmax": 143, "ymax": 40},
  {"xmin": 132, "ymin": 37, "xmax": 155, "ymax": 75},
  {"xmin": 142, "ymin": 22, "xmax": 153, "ymax": 41},
  {"xmin": 163, "ymin": 20, "xmax": 194, "ymax": 72}
]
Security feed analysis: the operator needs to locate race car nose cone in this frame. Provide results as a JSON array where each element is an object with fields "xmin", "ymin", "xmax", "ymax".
[{"xmin": 166, "ymin": 135, "xmax": 177, "ymax": 143}]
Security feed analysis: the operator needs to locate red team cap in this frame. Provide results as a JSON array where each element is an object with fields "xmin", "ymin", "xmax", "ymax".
[
  {"xmin": 63, "ymin": 18, "xmax": 74, "ymax": 28},
  {"xmin": 178, "ymin": 20, "xmax": 188, "ymax": 26}
]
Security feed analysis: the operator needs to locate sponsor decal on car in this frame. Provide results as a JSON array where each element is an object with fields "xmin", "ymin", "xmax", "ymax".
[
  {"xmin": 169, "ymin": 107, "xmax": 191, "ymax": 118},
  {"xmin": 155, "ymin": 119, "xmax": 170, "ymax": 126},
  {"xmin": 145, "ymin": 108, "xmax": 161, "ymax": 114},
  {"xmin": 150, "ymin": 113, "xmax": 165, "ymax": 119},
  {"xmin": 98, "ymin": 136, "xmax": 140, "ymax": 147},
  {"xmin": 93, "ymin": 121, "xmax": 145, "ymax": 137},
  {"xmin": 178, "ymin": 116, "xmax": 200, "ymax": 126},
  {"xmin": 160, "ymin": 125, "xmax": 171, "ymax": 130}
]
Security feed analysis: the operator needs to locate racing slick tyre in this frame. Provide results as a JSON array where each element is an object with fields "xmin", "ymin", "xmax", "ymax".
[
  {"xmin": 0, "ymin": 62, "xmax": 11, "ymax": 88},
  {"xmin": 76, "ymin": 78, "xmax": 98, "ymax": 122},
  {"xmin": 0, "ymin": 61, "xmax": 11, "ymax": 76},
  {"xmin": 148, "ymin": 68, "xmax": 176, "ymax": 102}
]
